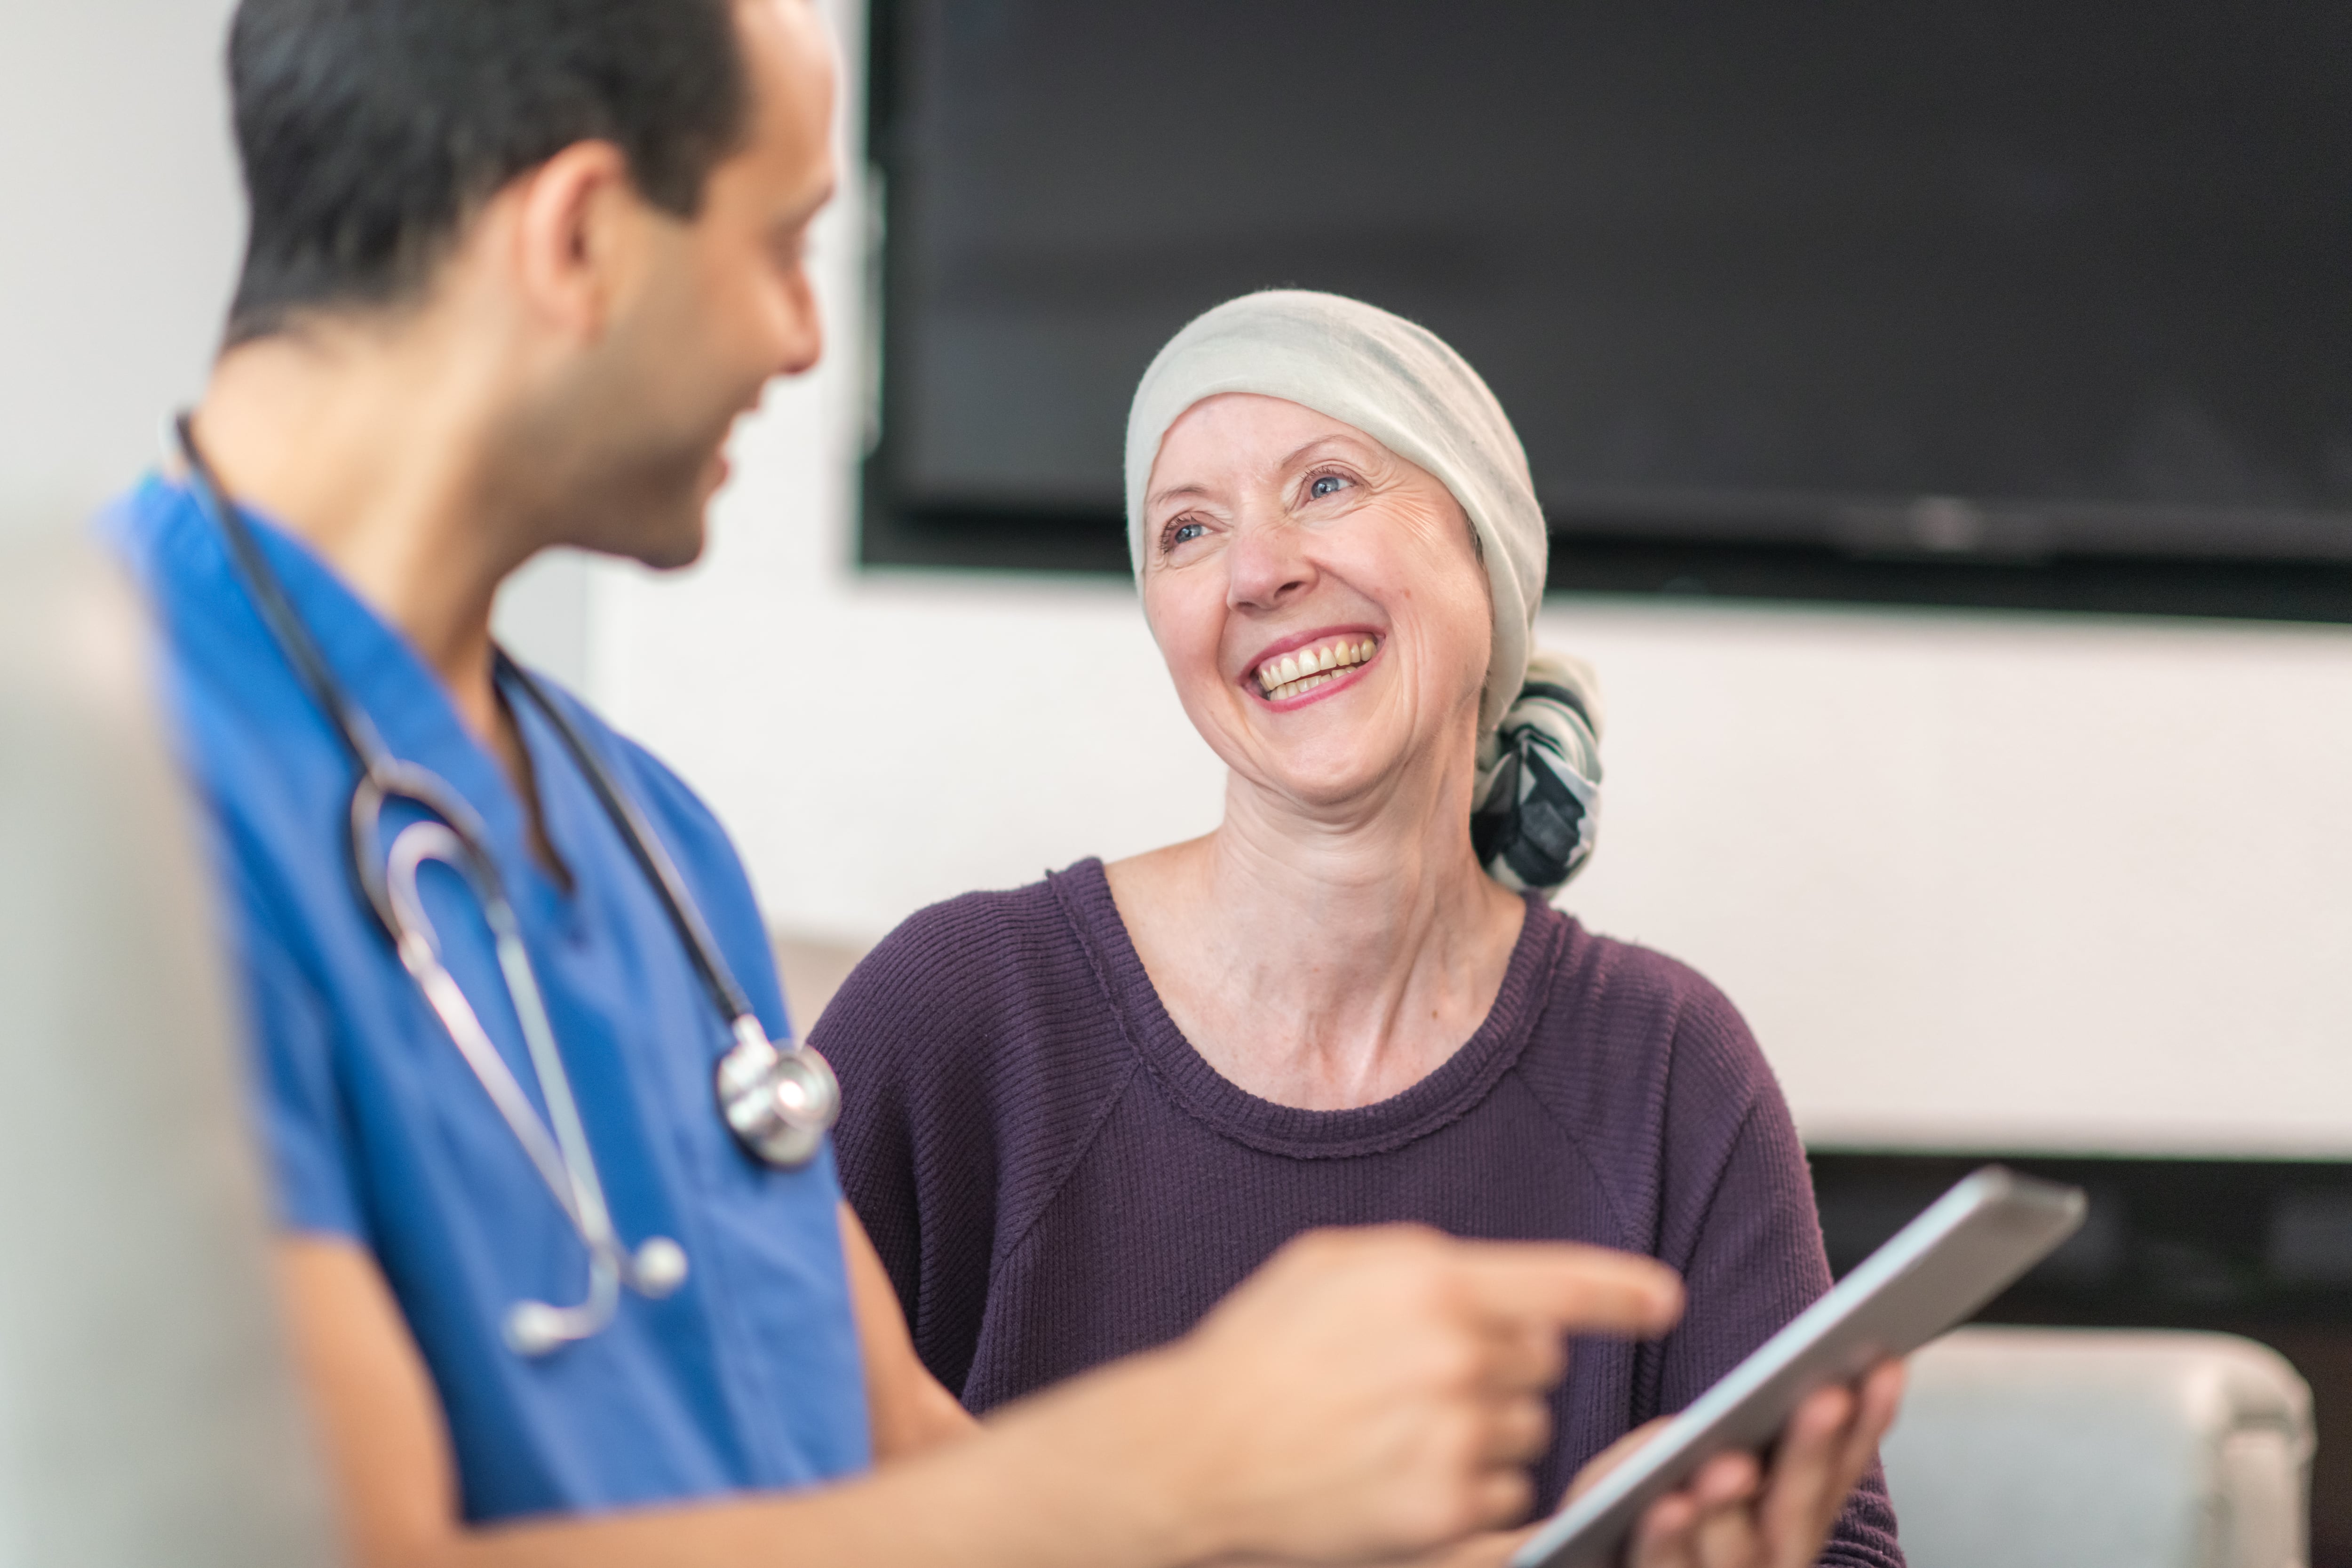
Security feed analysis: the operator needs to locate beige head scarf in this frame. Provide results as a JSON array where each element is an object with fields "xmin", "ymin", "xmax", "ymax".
[
  {"xmin": 1122, "ymin": 289, "xmax": 1604, "ymax": 892},
  {"xmin": 1124, "ymin": 289, "xmax": 1543, "ymax": 734}
]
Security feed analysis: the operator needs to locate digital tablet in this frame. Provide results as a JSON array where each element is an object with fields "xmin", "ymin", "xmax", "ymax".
[{"xmin": 1510, "ymin": 1165, "xmax": 2086, "ymax": 1568}]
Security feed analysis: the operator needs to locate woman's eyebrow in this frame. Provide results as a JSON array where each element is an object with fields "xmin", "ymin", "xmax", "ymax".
[
  {"xmin": 1150, "ymin": 435, "xmax": 1368, "ymax": 510},
  {"xmin": 1280, "ymin": 436, "xmax": 1367, "ymax": 470},
  {"xmin": 1147, "ymin": 481, "xmax": 1213, "ymax": 510}
]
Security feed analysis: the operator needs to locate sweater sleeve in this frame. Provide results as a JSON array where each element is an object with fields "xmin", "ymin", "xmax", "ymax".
[
  {"xmin": 814, "ymin": 902, "xmax": 1006, "ymax": 1396},
  {"xmin": 1647, "ymin": 991, "xmax": 1906, "ymax": 1568},
  {"xmin": 813, "ymin": 878, "xmax": 1141, "ymax": 1401}
]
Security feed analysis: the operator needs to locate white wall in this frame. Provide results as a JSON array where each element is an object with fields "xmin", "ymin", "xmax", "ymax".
[
  {"xmin": 594, "ymin": 0, "xmax": 2352, "ymax": 1158},
  {"xmin": 1539, "ymin": 601, "xmax": 2352, "ymax": 1154},
  {"xmin": 0, "ymin": 0, "xmax": 592, "ymax": 680},
  {"xmin": 14, "ymin": 0, "xmax": 2352, "ymax": 1158},
  {"xmin": 0, "ymin": 0, "xmax": 241, "ymax": 533}
]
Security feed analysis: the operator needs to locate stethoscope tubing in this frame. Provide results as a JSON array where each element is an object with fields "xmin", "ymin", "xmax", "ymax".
[
  {"xmin": 169, "ymin": 414, "xmax": 833, "ymax": 1356},
  {"xmin": 381, "ymin": 818, "xmax": 678, "ymax": 1352},
  {"xmin": 500, "ymin": 649, "xmax": 760, "ymax": 1027},
  {"xmin": 382, "ymin": 820, "xmax": 607, "ymax": 1245}
]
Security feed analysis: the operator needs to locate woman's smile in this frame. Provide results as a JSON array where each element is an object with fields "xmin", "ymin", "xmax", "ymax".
[{"xmin": 1246, "ymin": 629, "xmax": 1384, "ymax": 707}]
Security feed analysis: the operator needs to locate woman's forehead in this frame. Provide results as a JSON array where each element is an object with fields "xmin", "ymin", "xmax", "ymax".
[{"xmin": 1149, "ymin": 395, "xmax": 1385, "ymax": 496}]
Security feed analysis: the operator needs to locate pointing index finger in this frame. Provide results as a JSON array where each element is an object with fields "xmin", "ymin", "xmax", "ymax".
[{"xmin": 1451, "ymin": 1242, "xmax": 1684, "ymax": 1337}]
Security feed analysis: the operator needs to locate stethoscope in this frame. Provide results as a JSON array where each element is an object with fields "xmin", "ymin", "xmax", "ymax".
[{"xmin": 172, "ymin": 415, "xmax": 841, "ymax": 1358}]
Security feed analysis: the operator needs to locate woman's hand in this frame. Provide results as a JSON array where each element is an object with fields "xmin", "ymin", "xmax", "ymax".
[{"xmin": 1564, "ymin": 1360, "xmax": 1905, "ymax": 1568}]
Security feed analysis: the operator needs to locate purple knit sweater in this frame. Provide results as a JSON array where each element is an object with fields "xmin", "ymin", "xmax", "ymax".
[{"xmin": 819, "ymin": 859, "xmax": 1901, "ymax": 1567}]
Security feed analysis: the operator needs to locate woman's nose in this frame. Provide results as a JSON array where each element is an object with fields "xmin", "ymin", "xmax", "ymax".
[{"xmin": 1224, "ymin": 519, "xmax": 1315, "ymax": 610}]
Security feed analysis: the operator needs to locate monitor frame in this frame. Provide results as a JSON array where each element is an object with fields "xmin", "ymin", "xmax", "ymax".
[{"xmin": 856, "ymin": 0, "xmax": 2352, "ymax": 626}]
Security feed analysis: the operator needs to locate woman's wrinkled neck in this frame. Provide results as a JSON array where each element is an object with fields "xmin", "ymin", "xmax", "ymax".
[
  {"xmin": 1212, "ymin": 737, "xmax": 1488, "ymax": 922},
  {"xmin": 1110, "ymin": 730, "xmax": 1529, "ymax": 1111}
]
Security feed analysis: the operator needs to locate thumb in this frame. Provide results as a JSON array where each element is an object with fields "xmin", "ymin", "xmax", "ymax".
[{"xmin": 1562, "ymin": 1416, "xmax": 1674, "ymax": 1506}]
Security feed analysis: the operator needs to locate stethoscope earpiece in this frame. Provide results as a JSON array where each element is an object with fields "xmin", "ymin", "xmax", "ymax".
[
  {"xmin": 505, "ymin": 1300, "xmax": 577, "ymax": 1359},
  {"xmin": 629, "ymin": 1237, "xmax": 690, "ymax": 1298},
  {"xmin": 501, "ymin": 1235, "xmax": 691, "ymax": 1360}
]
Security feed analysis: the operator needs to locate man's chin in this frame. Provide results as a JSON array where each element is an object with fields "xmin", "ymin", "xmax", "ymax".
[
  {"xmin": 635, "ymin": 508, "xmax": 709, "ymax": 571},
  {"xmin": 634, "ymin": 538, "xmax": 706, "ymax": 572},
  {"xmin": 564, "ymin": 459, "xmax": 719, "ymax": 568},
  {"xmin": 599, "ymin": 488, "xmax": 711, "ymax": 571}
]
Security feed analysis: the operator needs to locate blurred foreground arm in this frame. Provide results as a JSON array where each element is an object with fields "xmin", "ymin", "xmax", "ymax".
[
  {"xmin": 838, "ymin": 1202, "xmax": 977, "ymax": 1459},
  {"xmin": 279, "ymin": 1224, "xmax": 1681, "ymax": 1568}
]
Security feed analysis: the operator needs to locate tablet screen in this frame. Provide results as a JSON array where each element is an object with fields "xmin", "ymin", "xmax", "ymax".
[{"xmin": 1512, "ymin": 1166, "xmax": 2085, "ymax": 1568}]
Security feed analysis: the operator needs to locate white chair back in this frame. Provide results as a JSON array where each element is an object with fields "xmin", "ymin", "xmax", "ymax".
[{"xmin": 1883, "ymin": 1325, "xmax": 2312, "ymax": 1568}]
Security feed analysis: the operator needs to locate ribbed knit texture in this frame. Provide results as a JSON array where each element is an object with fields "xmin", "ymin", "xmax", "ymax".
[{"xmin": 820, "ymin": 860, "xmax": 1902, "ymax": 1567}]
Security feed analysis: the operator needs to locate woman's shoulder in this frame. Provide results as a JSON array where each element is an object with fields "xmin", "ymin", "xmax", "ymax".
[
  {"xmin": 811, "ymin": 860, "xmax": 1131, "ymax": 1096},
  {"xmin": 835, "ymin": 858, "xmax": 1114, "ymax": 995},
  {"xmin": 1516, "ymin": 907, "xmax": 1784, "ymax": 1148},
  {"xmin": 1539, "ymin": 911, "xmax": 1758, "ymax": 1050}
]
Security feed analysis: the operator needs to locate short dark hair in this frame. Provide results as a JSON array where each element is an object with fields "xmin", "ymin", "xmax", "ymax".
[{"xmin": 224, "ymin": 0, "xmax": 752, "ymax": 344}]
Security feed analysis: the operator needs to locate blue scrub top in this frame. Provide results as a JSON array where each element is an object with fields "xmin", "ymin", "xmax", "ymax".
[{"xmin": 99, "ymin": 476, "xmax": 872, "ymax": 1521}]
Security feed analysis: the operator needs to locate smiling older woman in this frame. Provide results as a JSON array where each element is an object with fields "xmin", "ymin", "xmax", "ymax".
[{"xmin": 818, "ymin": 292, "xmax": 1904, "ymax": 1568}]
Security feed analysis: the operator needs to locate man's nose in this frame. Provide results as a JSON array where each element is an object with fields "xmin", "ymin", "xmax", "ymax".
[{"xmin": 775, "ymin": 273, "xmax": 824, "ymax": 379}]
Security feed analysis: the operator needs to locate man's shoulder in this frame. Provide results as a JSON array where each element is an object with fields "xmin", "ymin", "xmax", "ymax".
[
  {"xmin": 91, "ymin": 478, "xmax": 352, "ymax": 896},
  {"xmin": 534, "ymin": 674, "xmax": 731, "ymax": 852},
  {"xmin": 91, "ymin": 471, "xmax": 187, "ymax": 557},
  {"xmin": 95, "ymin": 474, "xmax": 238, "ymax": 651},
  {"xmin": 521, "ymin": 675, "xmax": 792, "ymax": 1019}
]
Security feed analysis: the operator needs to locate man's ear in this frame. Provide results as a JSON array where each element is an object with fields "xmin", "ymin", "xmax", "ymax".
[{"xmin": 505, "ymin": 140, "xmax": 642, "ymax": 344}]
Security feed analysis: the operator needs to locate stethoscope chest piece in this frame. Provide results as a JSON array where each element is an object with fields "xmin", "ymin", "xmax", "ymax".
[
  {"xmin": 171, "ymin": 413, "xmax": 845, "ymax": 1357},
  {"xmin": 716, "ymin": 1017, "xmax": 841, "ymax": 1170}
]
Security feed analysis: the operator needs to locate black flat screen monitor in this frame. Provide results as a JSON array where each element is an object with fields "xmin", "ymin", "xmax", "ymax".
[{"xmin": 867, "ymin": 0, "xmax": 2352, "ymax": 612}]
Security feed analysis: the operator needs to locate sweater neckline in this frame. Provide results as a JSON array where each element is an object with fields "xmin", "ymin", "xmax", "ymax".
[{"xmin": 1049, "ymin": 857, "xmax": 1566, "ymax": 1160}]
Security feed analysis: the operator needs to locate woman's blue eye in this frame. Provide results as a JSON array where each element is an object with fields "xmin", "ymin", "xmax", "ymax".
[
  {"xmin": 1309, "ymin": 474, "xmax": 1349, "ymax": 499},
  {"xmin": 1169, "ymin": 520, "xmax": 1206, "ymax": 546}
]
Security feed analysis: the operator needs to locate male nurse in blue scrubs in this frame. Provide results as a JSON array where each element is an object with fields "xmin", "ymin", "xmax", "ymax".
[{"xmin": 100, "ymin": 2, "xmax": 1901, "ymax": 1566}]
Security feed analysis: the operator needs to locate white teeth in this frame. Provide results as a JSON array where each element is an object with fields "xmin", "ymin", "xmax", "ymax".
[{"xmin": 1254, "ymin": 636, "xmax": 1383, "ymax": 702}]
